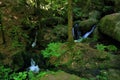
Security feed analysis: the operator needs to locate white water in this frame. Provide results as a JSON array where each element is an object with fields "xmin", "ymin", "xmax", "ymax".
[
  {"xmin": 82, "ymin": 25, "xmax": 96, "ymax": 38},
  {"xmin": 31, "ymin": 32, "xmax": 38, "ymax": 48},
  {"xmin": 29, "ymin": 58, "xmax": 40, "ymax": 73},
  {"xmin": 74, "ymin": 25, "xmax": 96, "ymax": 42}
]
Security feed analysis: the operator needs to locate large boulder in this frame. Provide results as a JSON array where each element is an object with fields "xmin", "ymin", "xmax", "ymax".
[
  {"xmin": 99, "ymin": 13, "xmax": 120, "ymax": 42},
  {"xmin": 38, "ymin": 71, "xmax": 81, "ymax": 80},
  {"xmin": 47, "ymin": 43, "xmax": 114, "ymax": 77}
]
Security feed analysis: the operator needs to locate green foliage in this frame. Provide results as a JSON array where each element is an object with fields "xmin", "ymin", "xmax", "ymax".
[
  {"xmin": 21, "ymin": 16, "xmax": 36, "ymax": 29},
  {"xmin": 8, "ymin": 26, "xmax": 29, "ymax": 49},
  {"xmin": 96, "ymin": 44, "xmax": 117, "ymax": 52},
  {"xmin": 0, "ymin": 66, "xmax": 28, "ymax": 80},
  {"xmin": 73, "ymin": 7, "xmax": 83, "ymax": 19},
  {"xmin": 10, "ymin": 72, "xmax": 27, "ymax": 80},
  {"xmin": 106, "ymin": 45, "xmax": 117, "ymax": 52},
  {"xmin": 41, "ymin": 42, "xmax": 64, "ymax": 58},
  {"xmin": 45, "ymin": 0, "xmax": 67, "ymax": 17},
  {"xmin": 96, "ymin": 70, "xmax": 108, "ymax": 80},
  {"xmin": 11, "ymin": 40, "xmax": 24, "ymax": 49},
  {"xmin": 52, "ymin": 25, "xmax": 67, "ymax": 41},
  {"xmin": 31, "ymin": 71, "xmax": 56, "ymax": 80},
  {"xmin": 0, "ymin": 66, "xmax": 12, "ymax": 79},
  {"xmin": 96, "ymin": 44, "xmax": 106, "ymax": 51}
]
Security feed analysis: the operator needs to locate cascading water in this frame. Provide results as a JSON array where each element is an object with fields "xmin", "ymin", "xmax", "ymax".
[
  {"xmin": 31, "ymin": 31, "xmax": 38, "ymax": 48},
  {"xmin": 82, "ymin": 25, "xmax": 96, "ymax": 38},
  {"xmin": 72, "ymin": 23, "xmax": 81, "ymax": 40},
  {"xmin": 74, "ymin": 25, "xmax": 96, "ymax": 42},
  {"xmin": 29, "ymin": 58, "xmax": 40, "ymax": 73}
]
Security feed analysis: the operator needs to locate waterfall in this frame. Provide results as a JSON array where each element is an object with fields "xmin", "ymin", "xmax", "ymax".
[
  {"xmin": 74, "ymin": 25, "xmax": 96, "ymax": 42},
  {"xmin": 72, "ymin": 23, "xmax": 81, "ymax": 40},
  {"xmin": 31, "ymin": 31, "xmax": 38, "ymax": 48},
  {"xmin": 29, "ymin": 58, "xmax": 40, "ymax": 73},
  {"xmin": 82, "ymin": 25, "xmax": 96, "ymax": 38}
]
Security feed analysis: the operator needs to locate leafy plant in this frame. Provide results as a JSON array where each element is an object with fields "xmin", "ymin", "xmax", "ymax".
[
  {"xmin": 96, "ymin": 44, "xmax": 118, "ymax": 52},
  {"xmin": 41, "ymin": 42, "xmax": 64, "ymax": 58},
  {"xmin": 31, "ymin": 71, "xmax": 56, "ymax": 80},
  {"xmin": 96, "ymin": 70, "xmax": 108, "ymax": 80},
  {"xmin": 0, "ymin": 66, "xmax": 12, "ymax": 79},
  {"xmin": 106, "ymin": 45, "xmax": 117, "ymax": 52},
  {"xmin": 96, "ymin": 44, "xmax": 106, "ymax": 51},
  {"xmin": 11, "ymin": 72, "xmax": 27, "ymax": 80}
]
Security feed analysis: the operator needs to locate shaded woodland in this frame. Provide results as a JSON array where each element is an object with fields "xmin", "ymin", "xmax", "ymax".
[{"xmin": 0, "ymin": 0, "xmax": 120, "ymax": 80}]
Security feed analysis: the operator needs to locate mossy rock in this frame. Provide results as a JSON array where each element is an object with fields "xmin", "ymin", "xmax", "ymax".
[
  {"xmin": 48, "ymin": 43, "xmax": 113, "ymax": 77},
  {"xmin": 89, "ymin": 10, "xmax": 101, "ymax": 19},
  {"xmin": 36, "ymin": 71, "xmax": 81, "ymax": 80},
  {"xmin": 99, "ymin": 13, "xmax": 120, "ymax": 42}
]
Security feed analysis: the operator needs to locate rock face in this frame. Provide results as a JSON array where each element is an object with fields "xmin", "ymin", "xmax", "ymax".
[{"xmin": 99, "ymin": 13, "xmax": 120, "ymax": 42}]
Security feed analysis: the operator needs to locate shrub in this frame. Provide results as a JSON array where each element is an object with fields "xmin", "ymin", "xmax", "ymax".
[
  {"xmin": 10, "ymin": 72, "xmax": 27, "ymax": 80},
  {"xmin": 96, "ymin": 44, "xmax": 118, "ymax": 52},
  {"xmin": 106, "ymin": 45, "xmax": 117, "ymax": 52},
  {"xmin": 0, "ymin": 66, "xmax": 12, "ymax": 79},
  {"xmin": 96, "ymin": 44, "xmax": 106, "ymax": 51},
  {"xmin": 41, "ymin": 42, "xmax": 65, "ymax": 58}
]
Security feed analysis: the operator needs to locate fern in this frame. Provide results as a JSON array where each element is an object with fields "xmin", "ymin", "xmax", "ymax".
[
  {"xmin": 96, "ymin": 44, "xmax": 106, "ymax": 51},
  {"xmin": 41, "ymin": 42, "xmax": 63, "ymax": 58}
]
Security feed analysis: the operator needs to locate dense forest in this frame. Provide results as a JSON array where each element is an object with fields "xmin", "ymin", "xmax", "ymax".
[{"xmin": 0, "ymin": 0, "xmax": 120, "ymax": 80}]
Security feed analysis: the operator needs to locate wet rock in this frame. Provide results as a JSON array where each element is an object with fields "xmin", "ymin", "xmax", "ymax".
[{"xmin": 99, "ymin": 13, "xmax": 120, "ymax": 42}]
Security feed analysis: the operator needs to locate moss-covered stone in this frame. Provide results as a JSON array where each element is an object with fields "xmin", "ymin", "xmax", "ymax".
[
  {"xmin": 99, "ymin": 13, "xmax": 120, "ymax": 42},
  {"xmin": 89, "ymin": 10, "xmax": 101, "ymax": 19},
  {"xmin": 48, "ymin": 43, "xmax": 114, "ymax": 77},
  {"xmin": 36, "ymin": 71, "xmax": 81, "ymax": 80}
]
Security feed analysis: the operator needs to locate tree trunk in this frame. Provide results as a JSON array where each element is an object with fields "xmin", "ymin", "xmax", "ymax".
[
  {"xmin": 67, "ymin": 0, "xmax": 74, "ymax": 43},
  {"xmin": 0, "ymin": 13, "xmax": 6, "ymax": 44}
]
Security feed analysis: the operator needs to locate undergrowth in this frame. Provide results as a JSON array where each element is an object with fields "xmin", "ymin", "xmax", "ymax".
[{"xmin": 41, "ymin": 42, "xmax": 65, "ymax": 58}]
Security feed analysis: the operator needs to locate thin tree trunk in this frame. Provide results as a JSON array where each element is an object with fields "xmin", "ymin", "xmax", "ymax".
[
  {"xmin": 0, "ymin": 13, "xmax": 6, "ymax": 44},
  {"xmin": 67, "ymin": 0, "xmax": 73, "ymax": 43}
]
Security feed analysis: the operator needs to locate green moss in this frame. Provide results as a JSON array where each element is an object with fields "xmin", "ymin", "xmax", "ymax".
[{"xmin": 99, "ymin": 13, "xmax": 120, "ymax": 42}]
